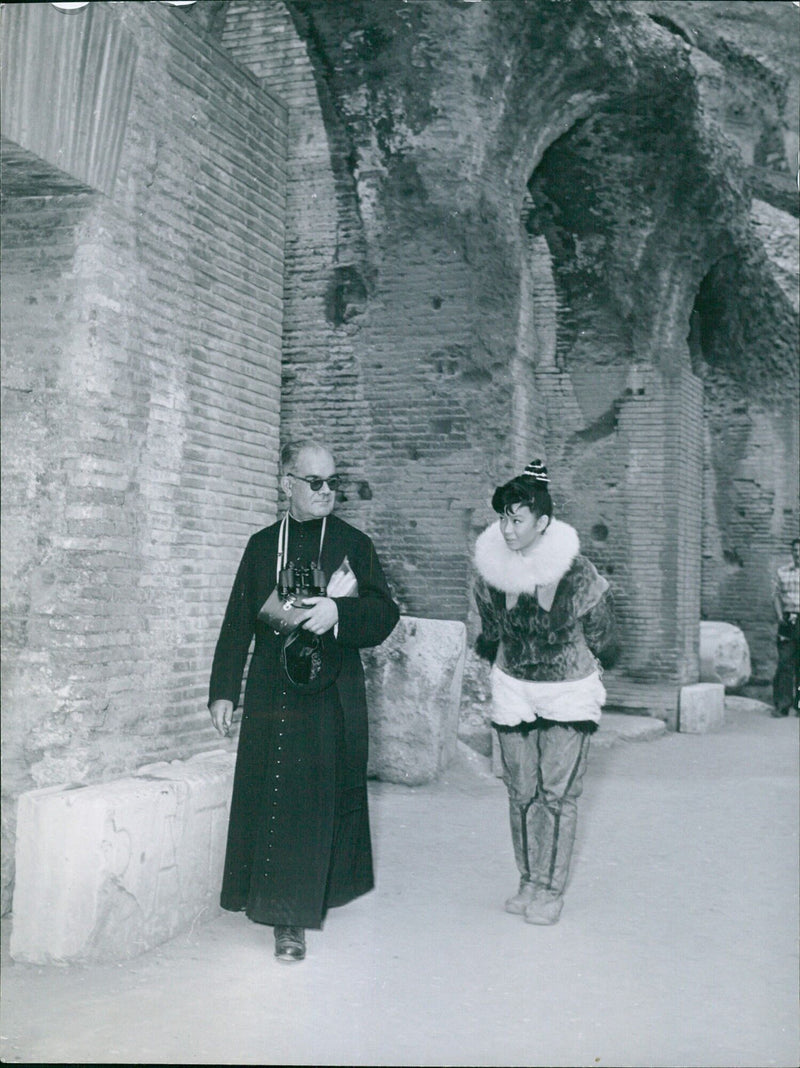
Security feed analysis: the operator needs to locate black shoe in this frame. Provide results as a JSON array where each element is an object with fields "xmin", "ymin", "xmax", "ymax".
[
  {"xmin": 770, "ymin": 708, "xmax": 790, "ymax": 718},
  {"xmin": 274, "ymin": 926, "xmax": 306, "ymax": 962}
]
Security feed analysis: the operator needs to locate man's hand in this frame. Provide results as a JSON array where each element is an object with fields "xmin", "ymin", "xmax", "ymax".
[
  {"xmin": 298, "ymin": 596, "xmax": 339, "ymax": 635},
  {"xmin": 209, "ymin": 699, "xmax": 234, "ymax": 737}
]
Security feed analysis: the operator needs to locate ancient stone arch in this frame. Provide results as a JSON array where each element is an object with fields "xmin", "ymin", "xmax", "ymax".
[
  {"xmin": 221, "ymin": 0, "xmax": 797, "ymax": 697},
  {"xmin": 1, "ymin": 0, "xmax": 797, "ymax": 918}
]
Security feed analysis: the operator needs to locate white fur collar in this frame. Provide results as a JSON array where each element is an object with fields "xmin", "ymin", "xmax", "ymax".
[{"xmin": 474, "ymin": 518, "xmax": 580, "ymax": 594}]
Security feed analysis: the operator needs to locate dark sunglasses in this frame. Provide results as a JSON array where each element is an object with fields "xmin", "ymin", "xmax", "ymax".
[{"xmin": 289, "ymin": 473, "xmax": 342, "ymax": 492}]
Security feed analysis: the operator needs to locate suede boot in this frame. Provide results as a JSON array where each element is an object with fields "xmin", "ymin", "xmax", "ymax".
[
  {"xmin": 505, "ymin": 879, "xmax": 538, "ymax": 915},
  {"xmin": 524, "ymin": 893, "xmax": 563, "ymax": 926}
]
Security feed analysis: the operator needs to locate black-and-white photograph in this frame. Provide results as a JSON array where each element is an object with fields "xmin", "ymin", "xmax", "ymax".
[{"xmin": 1, "ymin": 1, "xmax": 798, "ymax": 1065}]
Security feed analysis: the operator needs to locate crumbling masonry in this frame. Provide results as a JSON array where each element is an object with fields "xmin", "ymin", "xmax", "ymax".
[{"xmin": 2, "ymin": 0, "xmax": 798, "ymax": 914}]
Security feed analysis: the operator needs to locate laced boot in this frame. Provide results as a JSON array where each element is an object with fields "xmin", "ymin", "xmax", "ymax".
[
  {"xmin": 504, "ymin": 878, "xmax": 538, "ymax": 915},
  {"xmin": 274, "ymin": 925, "xmax": 306, "ymax": 962}
]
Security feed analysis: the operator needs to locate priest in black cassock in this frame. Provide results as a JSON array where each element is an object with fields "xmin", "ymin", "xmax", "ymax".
[{"xmin": 208, "ymin": 440, "xmax": 399, "ymax": 962}]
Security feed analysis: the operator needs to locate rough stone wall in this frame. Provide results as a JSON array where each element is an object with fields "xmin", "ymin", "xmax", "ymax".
[
  {"xmin": 701, "ymin": 388, "xmax": 799, "ymax": 680},
  {"xmin": 223, "ymin": 0, "xmax": 486, "ymax": 621},
  {"xmin": 221, "ymin": 0, "xmax": 380, "ymax": 553},
  {"xmin": 660, "ymin": 0, "xmax": 800, "ymax": 682},
  {"xmin": 0, "ymin": 0, "xmax": 795, "ymax": 918},
  {"xmin": 520, "ymin": 48, "xmax": 723, "ymax": 686},
  {"xmin": 537, "ymin": 366, "xmax": 704, "ymax": 685},
  {"xmin": 219, "ymin": 0, "xmax": 797, "ymax": 697},
  {"xmin": 1, "ymin": 3, "xmax": 286, "ymax": 912}
]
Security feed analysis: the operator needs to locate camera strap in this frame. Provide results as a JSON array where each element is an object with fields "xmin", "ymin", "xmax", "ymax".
[{"xmin": 276, "ymin": 512, "xmax": 327, "ymax": 584}]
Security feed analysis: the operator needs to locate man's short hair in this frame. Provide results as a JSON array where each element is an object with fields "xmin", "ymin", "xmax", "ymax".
[
  {"xmin": 791, "ymin": 537, "xmax": 800, "ymax": 549},
  {"xmin": 280, "ymin": 439, "xmax": 334, "ymax": 475}
]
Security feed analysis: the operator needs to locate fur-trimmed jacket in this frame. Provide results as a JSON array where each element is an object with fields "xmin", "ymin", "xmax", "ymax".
[{"xmin": 473, "ymin": 518, "xmax": 616, "ymax": 682}]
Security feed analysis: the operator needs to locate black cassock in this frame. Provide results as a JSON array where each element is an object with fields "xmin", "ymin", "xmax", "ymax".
[{"xmin": 209, "ymin": 513, "xmax": 399, "ymax": 929}]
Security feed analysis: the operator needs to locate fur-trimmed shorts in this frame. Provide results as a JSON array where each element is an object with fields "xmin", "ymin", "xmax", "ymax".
[{"xmin": 490, "ymin": 665, "xmax": 605, "ymax": 728}]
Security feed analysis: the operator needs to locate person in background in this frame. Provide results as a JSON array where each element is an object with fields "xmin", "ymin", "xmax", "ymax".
[
  {"xmin": 473, "ymin": 460, "xmax": 616, "ymax": 925},
  {"xmin": 208, "ymin": 440, "xmax": 399, "ymax": 962},
  {"xmin": 771, "ymin": 537, "xmax": 800, "ymax": 718}
]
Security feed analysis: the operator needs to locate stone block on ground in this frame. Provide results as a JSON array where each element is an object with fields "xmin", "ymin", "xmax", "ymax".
[
  {"xmin": 364, "ymin": 616, "xmax": 466, "ymax": 785},
  {"xmin": 724, "ymin": 695, "xmax": 774, "ymax": 717},
  {"xmin": 11, "ymin": 751, "xmax": 235, "ymax": 965},
  {"xmin": 457, "ymin": 722, "xmax": 493, "ymax": 758},
  {"xmin": 602, "ymin": 671, "xmax": 679, "ymax": 729},
  {"xmin": 699, "ymin": 621, "xmax": 751, "ymax": 690},
  {"xmin": 592, "ymin": 713, "xmax": 668, "ymax": 749},
  {"xmin": 678, "ymin": 682, "xmax": 725, "ymax": 733},
  {"xmin": 134, "ymin": 749, "xmax": 235, "ymax": 926}
]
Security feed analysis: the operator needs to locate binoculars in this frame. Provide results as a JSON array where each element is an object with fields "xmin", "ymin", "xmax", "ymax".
[{"xmin": 278, "ymin": 562, "xmax": 327, "ymax": 600}]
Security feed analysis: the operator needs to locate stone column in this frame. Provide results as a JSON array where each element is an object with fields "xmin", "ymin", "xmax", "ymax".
[{"xmin": 617, "ymin": 364, "xmax": 703, "ymax": 684}]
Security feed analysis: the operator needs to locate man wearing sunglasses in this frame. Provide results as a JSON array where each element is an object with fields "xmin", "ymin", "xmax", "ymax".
[{"xmin": 208, "ymin": 439, "xmax": 399, "ymax": 963}]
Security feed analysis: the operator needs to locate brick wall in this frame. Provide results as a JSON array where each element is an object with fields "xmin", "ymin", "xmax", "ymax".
[
  {"xmin": 698, "ymin": 200, "xmax": 800, "ymax": 681},
  {"xmin": 222, "ymin": 0, "xmax": 496, "ymax": 622},
  {"xmin": 220, "ymin": 0, "xmax": 796, "ymax": 674},
  {"xmin": 701, "ymin": 389, "xmax": 800, "ymax": 680},
  {"xmin": 1, "ymin": 3, "xmax": 287, "ymax": 911},
  {"xmin": 221, "ymin": 0, "xmax": 716, "ymax": 705},
  {"xmin": 220, "ymin": 0, "xmax": 797, "ymax": 692},
  {"xmin": 535, "ymin": 365, "xmax": 704, "ymax": 684},
  {"xmin": 613, "ymin": 367, "xmax": 703, "ymax": 683}
]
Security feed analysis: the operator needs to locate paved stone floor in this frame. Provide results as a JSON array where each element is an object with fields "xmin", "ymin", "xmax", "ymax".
[{"xmin": 1, "ymin": 699, "xmax": 797, "ymax": 1066}]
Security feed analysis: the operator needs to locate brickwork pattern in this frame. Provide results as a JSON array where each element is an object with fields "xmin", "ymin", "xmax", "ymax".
[
  {"xmin": 222, "ymin": 0, "xmax": 377, "ymax": 531},
  {"xmin": 536, "ymin": 365, "xmax": 704, "ymax": 685},
  {"xmin": 610, "ymin": 368, "xmax": 703, "ymax": 682},
  {"xmin": 701, "ymin": 386, "xmax": 800, "ymax": 680},
  {"xmin": 222, "ymin": 1, "xmax": 535, "ymax": 622},
  {"xmin": 698, "ymin": 203, "xmax": 799, "ymax": 682},
  {"xmin": 1, "ymin": 3, "xmax": 287, "ymax": 910},
  {"xmin": 220, "ymin": 0, "xmax": 795, "ymax": 679}
]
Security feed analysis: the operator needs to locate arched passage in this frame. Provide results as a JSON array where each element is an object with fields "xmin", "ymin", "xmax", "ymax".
[
  {"xmin": 690, "ymin": 251, "xmax": 799, "ymax": 678},
  {"xmin": 515, "ymin": 74, "xmax": 729, "ymax": 687}
]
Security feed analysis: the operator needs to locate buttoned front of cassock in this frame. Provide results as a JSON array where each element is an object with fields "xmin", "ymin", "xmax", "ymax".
[{"xmin": 209, "ymin": 513, "xmax": 399, "ymax": 930}]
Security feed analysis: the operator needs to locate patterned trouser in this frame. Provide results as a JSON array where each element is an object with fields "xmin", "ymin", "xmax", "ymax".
[{"xmin": 496, "ymin": 720, "xmax": 592, "ymax": 898}]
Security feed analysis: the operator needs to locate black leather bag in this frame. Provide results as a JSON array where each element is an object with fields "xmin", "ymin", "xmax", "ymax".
[{"xmin": 257, "ymin": 588, "xmax": 311, "ymax": 636}]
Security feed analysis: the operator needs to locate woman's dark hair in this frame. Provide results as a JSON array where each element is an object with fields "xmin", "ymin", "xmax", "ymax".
[{"xmin": 491, "ymin": 475, "xmax": 553, "ymax": 520}]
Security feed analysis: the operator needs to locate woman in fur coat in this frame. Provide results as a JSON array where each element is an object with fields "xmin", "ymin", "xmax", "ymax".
[{"xmin": 473, "ymin": 461, "xmax": 616, "ymax": 925}]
